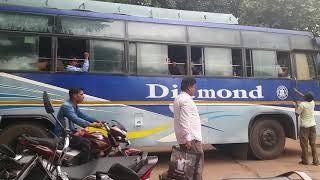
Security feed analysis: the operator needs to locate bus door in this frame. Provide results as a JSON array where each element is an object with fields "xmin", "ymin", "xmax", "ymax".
[{"xmin": 292, "ymin": 51, "xmax": 320, "ymax": 134}]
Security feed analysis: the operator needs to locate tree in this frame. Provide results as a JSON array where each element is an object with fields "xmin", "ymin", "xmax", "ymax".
[{"xmin": 239, "ymin": 0, "xmax": 320, "ymax": 35}]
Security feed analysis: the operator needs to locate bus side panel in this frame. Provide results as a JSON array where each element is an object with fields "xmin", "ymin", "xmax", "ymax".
[{"xmin": 1, "ymin": 72, "xmax": 311, "ymax": 147}]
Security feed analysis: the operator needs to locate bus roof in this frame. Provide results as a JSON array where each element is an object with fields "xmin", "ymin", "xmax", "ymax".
[
  {"xmin": 0, "ymin": 3, "xmax": 313, "ymax": 37},
  {"xmin": 0, "ymin": 0, "xmax": 238, "ymax": 24}
]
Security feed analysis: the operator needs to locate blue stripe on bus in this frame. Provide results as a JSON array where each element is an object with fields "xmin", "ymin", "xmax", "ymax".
[
  {"xmin": 207, "ymin": 115, "xmax": 240, "ymax": 122},
  {"xmin": 0, "ymin": 93, "xmax": 40, "ymax": 99},
  {"xmin": 19, "ymin": 73, "xmax": 320, "ymax": 102},
  {"xmin": 0, "ymin": 5, "xmax": 312, "ymax": 36}
]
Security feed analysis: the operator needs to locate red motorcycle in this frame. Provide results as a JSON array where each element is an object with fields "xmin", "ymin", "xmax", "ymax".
[
  {"xmin": 18, "ymin": 122, "xmax": 141, "ymax": 166},
  {"xmin": 17, "ymin": 92, "xmax": 142, "ymax": 166},
  {"xmin": 80, "ymin": 120, "xmax": 142, "ymax": 157}
]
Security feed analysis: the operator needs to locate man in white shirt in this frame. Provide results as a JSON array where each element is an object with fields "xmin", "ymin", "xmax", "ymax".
[
  {"xmin": 66, "ymin": 52, "xmax": 90, "ymax": 72},
  {"xmin": 174, "ymin": 77, "xmax": 203, "ymax": 180},
  {"xmin": 295, "ymin": 89, "xmax": 319, "ymax": 166}
]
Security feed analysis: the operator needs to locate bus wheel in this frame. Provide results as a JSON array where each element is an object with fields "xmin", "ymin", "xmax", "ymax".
[
  {"xmin": 0, "ymin": 123, "xmax": 49, "ymax": 153},
  {"xmin": 249, "ymin": 119, "xmax": 285, "ymax": 160}
]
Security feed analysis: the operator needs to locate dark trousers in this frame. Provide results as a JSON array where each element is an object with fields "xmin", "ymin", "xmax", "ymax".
[
  {"xmin": 300, "ymin": 126, "xmax": 319, "ymax": 164},
  {"xmin": 70, "ymin": 135, "xmax": 91, "ymax": 164},
  {"xmin": 180, "ymin": 140, "xmax": 204, "ymax": 180}
]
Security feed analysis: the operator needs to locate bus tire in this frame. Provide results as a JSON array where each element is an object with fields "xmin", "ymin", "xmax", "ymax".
[
  {"xmin": 249, "ymin": 119, "xmax": 285, "ymax": 160},
  {"xmin": 0, "ymin": 123, "xmax": 49, "ymax": 152}
]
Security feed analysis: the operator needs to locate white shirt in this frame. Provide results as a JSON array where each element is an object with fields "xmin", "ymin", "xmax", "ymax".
[
  {"xmin": 66, "ymin": 59, "xmax": 89, "ymax": 72},
  {"xmin": 173, "ymin": 92, "xmax": 202, "ymax": 144},
  {"xmin": 296, "ymin": 101, "xmax": 316, "ymax": 128}
]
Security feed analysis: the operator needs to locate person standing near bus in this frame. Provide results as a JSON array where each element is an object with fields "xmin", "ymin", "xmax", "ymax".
[
  {"xmin": 294, "ymin": 89, "xmax": 319, "ymax": 166},
  {"xmin": 173, "ymin": 77, "xmax": 204, "ymax": 180},
  {"xmin": 66, "ymin": 52, "xmax": 90, "ymax": 72}
]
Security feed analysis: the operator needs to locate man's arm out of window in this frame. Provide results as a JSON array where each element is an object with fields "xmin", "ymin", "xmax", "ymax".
[{"xmin": 82, "ymin": 59, "xmax": 89, "ymax": 72}]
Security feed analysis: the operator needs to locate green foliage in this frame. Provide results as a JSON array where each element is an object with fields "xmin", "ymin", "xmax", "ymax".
[
  {"xmin": 239, "ymin": 0, "xmax": 320, "ymax": 36},
  {"xmin": 95, "ymin": 0, "xmax": 320, "ymax": 36}
]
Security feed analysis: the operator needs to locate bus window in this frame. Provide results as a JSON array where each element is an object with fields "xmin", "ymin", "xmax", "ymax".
[
  {"xmin": 246, "ymin": 50, "xmax": 277, "ymax": 77},
  {"xmin": 0, "ymin": 12, "xmax": 53, "ymax": 33},
  {"xmin": 128, "ymin": 22, "xmax": 186, "ymax": 42},
  {"xmin": 129, "ymin": 43, "xmax": 137, "ymax": 74},
  {"xmin": 57, "ymin": 38, "xmax": 87, "ymax": 72},
  {"xmin": 246, "ymin": 49, "xmax": 253, "ymax": 77},
  {"xmin": 188, "ymin": 27, "xmax": 241, "ymax": 46},
  {"xmin": 168, "ymin": 45, "xmax": 187, "ymax": 75},
  {"xmin": 136, "ymin": 43, "xmax": 168, "ymax": 75},
  {"xmin": 135, "ymin": 43, "xmax": 187, "ymax": 75},
  {"xmin": 89, "ymin": 40, "xmax": 124, "ymax": 73},
  {"xmin": 191, "ymin": 47, "xmax": 203, "ymax": 76},
  {"xmin": 204, "ymin": 47, "xmax": 242, "ymax": 77},
  {"xmin": 38, "ymin": 37, "xmax": 52, "ymax": 71},
  {"xmin": 317, "ymin": 53, "xmax": 320, "ymax": 78},
  {"xmin": 242, "ymin": 31, "xmax": 290, "ymax": 50},
  {"xmin": 57, "ymin": 16, "xmax": 125, "ymax": 38},
  {"xmin": 0, "ymin": 34, "xmax": 39, "ymax": 71},
  {"xmin": 276, "ymin": 52, "xmax": 291, "ymax": 78},
  {"xmin": 232, "ymin": 49, "xmax": 243, "ymax": 77},
  {"xmin": 294, "ymin": 53, "xmax": 316, "ymax": 80}
]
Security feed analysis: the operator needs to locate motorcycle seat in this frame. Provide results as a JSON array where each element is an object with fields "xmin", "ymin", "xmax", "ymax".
[
  {"xmin": 20, "ymin": 135, "xmax": 61, "ymax": 149},
  {"xmin": 62, "ymin": 155, "xmax": 141, "ymax": 180}
]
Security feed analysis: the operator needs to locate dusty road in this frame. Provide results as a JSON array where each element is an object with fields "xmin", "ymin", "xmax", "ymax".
[{"xmin": 142, "ymin": 139, "xmax": 320, "ymax": 180}]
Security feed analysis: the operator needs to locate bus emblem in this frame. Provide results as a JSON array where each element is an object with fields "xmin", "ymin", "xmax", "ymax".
[{"xmin": 276, "ymin": 86, "xmax": 288, "ymax": 100}]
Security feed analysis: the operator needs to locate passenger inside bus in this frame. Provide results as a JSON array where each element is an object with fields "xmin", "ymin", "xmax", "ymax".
[
  {"xmin": 66, "ymin": 52, "xmax": 90, "ymax": 72},
  {"xmin": 192, "ymin": 58, "xmax": 203, "ymax": 75},
  {"xmin": 168, "ymin": 45, "xmax": 187, "ymax": 75},
  {"xmin": 37, "ymin": 37, "xmax": 52, "ymax": 71},
  {"xmin": 191, "ymin": 47, "xmax": 203, "ymax": 76},
  {"xmin": 37, "ymin": 59, "xmax": 50, "ymax": 71},
  {"xmin": 277, "ymin": 52, "xmax": 291, "ymax": 78},
  {"xmin": 168, "ymin": 58, "xmax": 182, "ymax": 75},
  {"xmin": 278, "ymin": 67, "xmax": 290, "ymax": 77},
  {"xmin": 57, "ymin": 38, "xmax": 88, "ymax": 72},
  {"xmin": 232, "ymin": 49, "xmax": 242, "ymax": 77}
]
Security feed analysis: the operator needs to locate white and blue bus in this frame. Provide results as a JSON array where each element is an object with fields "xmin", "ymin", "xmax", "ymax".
[{"xmin": 0, "ymin": 0, "xmax": 320, "ymax": 160}]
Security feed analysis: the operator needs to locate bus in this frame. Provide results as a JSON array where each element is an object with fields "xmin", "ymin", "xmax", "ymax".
[{"xmin": 0, "ymin": 0, "xmax": 319, "ymax": 160}]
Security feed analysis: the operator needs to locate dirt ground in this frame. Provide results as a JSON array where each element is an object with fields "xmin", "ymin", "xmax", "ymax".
[{"xmin": 141, "ymin": 139, "xmax": 320, "ymax": 180}]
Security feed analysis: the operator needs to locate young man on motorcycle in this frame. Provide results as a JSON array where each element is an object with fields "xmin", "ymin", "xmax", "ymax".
[{"xmin": 54, "ymin": 88, "xmax": 102, "ymax": 163}]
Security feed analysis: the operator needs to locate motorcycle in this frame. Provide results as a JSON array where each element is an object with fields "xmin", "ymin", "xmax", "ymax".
[
  {"xmin": 0, "ymin": 130, "xmax": 157, "ymax": 180},
  {"xmin": 0, "ymin": 144, "xmax": 23, "ymax": 179},
  {"xmin": 17, "ymin": 91, "xmax": 141, "ymax": 166},
  {"xmin": 47, "ymin": 126, "xmax": 158, "ymax": 180},
  {"xmin": 77, "ymin": 120, "xmax": 142, "ymax": 157},
  {"xmin": 2, "ymin": 91, "xmax": 157, "ymax": 179}
]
